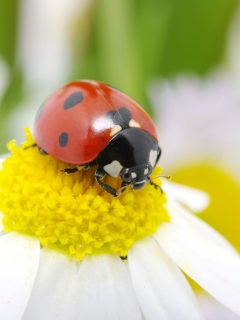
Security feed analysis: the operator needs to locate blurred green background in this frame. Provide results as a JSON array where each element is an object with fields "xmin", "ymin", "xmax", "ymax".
[{"xmin": 1, "ymin": 0, "xmax": 240, "ymax": 252}]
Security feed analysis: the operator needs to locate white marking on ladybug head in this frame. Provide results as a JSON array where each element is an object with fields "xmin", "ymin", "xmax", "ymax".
[
  {"xmin": 104, "ymin": 160, "xmax": 123, "ymax": 178},
  {"xmin": 149, "ymin": 149, "xmax": 158, "ymax": 168},
  {"xmin": 144, "ymin": 168, "xmax": 149, "ymax": 175},
  {"xmin": 131, "ymin": 172, "xmax": 137, "ymax": 179},
  {"xmin": 110, "ymin": 125, "xmax": 122, "ymax": 137},
  {"xmin": 129, "ymin": 119, "xmax": 141, "ymax": 128}
]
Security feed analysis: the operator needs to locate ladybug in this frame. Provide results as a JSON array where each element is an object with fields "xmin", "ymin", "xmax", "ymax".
[{"xmin": 34, "ymin": 80, "xmax": 161, "ymax": 196}]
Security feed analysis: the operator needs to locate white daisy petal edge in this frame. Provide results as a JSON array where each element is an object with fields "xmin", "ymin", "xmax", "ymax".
[
  {"xmin": 72, "ymin": 255, "xmax": 142, "ymax": 320},
  {"xmin": 162, "ymin": 179, "xmax": 210, "ymax": 213},
  {"xmin": 0, "ymin": 154, "xmax": 7, "ymax": 168},
  {"xmin": 154, "ymin": 201, "xmax": 240, "ymax": 316},
  {"xmin": 168, "ymin": 201, "xmax": 238, "ymax": 255},
  {"xmin": 0, "ymin": 233, "xmax": 40, "ymax": 320},
  {"xmin": 128, "ymin": 237, "xmax": 203, "ymax": 320},
  {"xmin": 23, "ymin": 249, "xmax": 142, "ymax": 320},
  {"xmin": 22, "ymin": 248, "xmax": 79, "ymax": 320}
]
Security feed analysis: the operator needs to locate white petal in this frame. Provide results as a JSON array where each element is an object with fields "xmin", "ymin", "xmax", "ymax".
[
  {"xmin": 23, "ymin": 250, "xmax": 142, "ymax": 320},
  {"xmin": 73, "ymin": 255, "xmax": 142, "ymax": 320},
  {"xmin": 155, "ymin": 202, "xmax": 240, "ymax": 316},
  {"xmin": 0, "ymin": 153, "xmax": 8, "ymax": 169},
  {"xmin": 197, "ymin": 293, "xmax": 240, "ymax": 320},
  {"xmin": 128, "ymin": 237, "xmax": 203, "ymax": 320},
  {"xmin": 168, "ymin": 202, "xmax": 237, "ymax": 254},
  {"xmin": 0, "ymin": 232, "xmax": 40, "ymax": 320},
  {"xmin": 162, "ymin": 180, "xmax": 210, "ymax": 212},
  {"xmin": 23, "ymin": 249, "xmax": 79, "ymax": 320}
]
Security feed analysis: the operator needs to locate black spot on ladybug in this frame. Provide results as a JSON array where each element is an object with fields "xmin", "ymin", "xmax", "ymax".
[
  {"xmin": 106, "ymin": 107, "xmax": 132, "ymax": 129},
  {"xmin": 35, "ymin": 103, "xmax": 45, "ymax": 122},
  {"xmin": 118, "ymin": 108, "xmax": 132, "ymax": 122},
  {"xmin": 64, "ymin": 92, "xmax": 84, "ymax": 110},
  {"xmin": 59, "ymin": 132, "xmax": 69, "ymax": 147}
]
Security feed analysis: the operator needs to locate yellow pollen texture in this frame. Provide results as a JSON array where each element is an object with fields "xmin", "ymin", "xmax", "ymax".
[{"xmin": 0, "ymin": 129, "xmax": 169, "ymax": 260}]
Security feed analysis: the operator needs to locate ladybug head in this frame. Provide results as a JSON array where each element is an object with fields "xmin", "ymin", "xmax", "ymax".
[
  {"xmin": 120, "ymin": 163, "xmax": 153, "ymax": 189},
  {"xmin": 97, "ymin": 128, "xmax": 161, "ymax": 192}
]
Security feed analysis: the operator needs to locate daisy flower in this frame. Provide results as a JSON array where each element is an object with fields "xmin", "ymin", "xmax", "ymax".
[
  {"xmin": 0, "ymin": 130, "xmax": 240, "ymax": 320},
  {"xmin": 149, "ymin": 71, "xmax": 240, "ymax": 177},
  {"xmin": 149, "ymin": 72, "xmax": 240, "ymax": 319},
  {"xmin": 149, "ymin": 72, "xmax": 240, "ymax": 248}
]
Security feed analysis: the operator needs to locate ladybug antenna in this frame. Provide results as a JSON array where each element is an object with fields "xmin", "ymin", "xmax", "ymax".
[{"xmin": 151, "ymin": 174, "xmax": 171, "ymax": 180}]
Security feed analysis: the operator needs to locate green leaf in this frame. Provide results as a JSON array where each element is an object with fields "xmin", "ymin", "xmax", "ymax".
[
  {"xmin": 159, "ymin": 0, "xmax": 238, "ymax": 75},
  {"xmin": 0, "ymin": 0, "xmax": 19, "ymax": 67}
]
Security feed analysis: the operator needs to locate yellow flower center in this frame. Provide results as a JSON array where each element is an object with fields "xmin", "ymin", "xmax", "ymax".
[{"xmin": 0, "ymin": 129, "xmax": 169, "ymax": 260}]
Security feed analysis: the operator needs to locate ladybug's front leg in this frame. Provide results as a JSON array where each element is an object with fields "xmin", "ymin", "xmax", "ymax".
[
  {"xmin": 148, "ymin": 178, "xmax": 164, "ymax": 194},
  {"xmin": 120, "ymin": 182, "xmax": 128, "ymax": 193},
  {"xmin": 24, "ymin": 143, "xmax": 37, "ymax": 150},
  {"xmin": 24, "ymin": 144, "xmax": 48, "ymax": 156},
  {"xmin": 62, "ymin": 167, "xmax": 79, "ymax": 174},
  {"xmin": 62, "ymin": 166, "xmax": 83, "ymax": 174},
  {"xmin": 95, "ymin": 168, "xmax": 119, "ymax": 197}
]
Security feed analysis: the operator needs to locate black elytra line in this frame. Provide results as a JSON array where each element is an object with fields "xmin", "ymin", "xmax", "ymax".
[
  {"xmin": 59, "ymin": 132, "xmax": 69, "ymax": 147},
  {"xmin": 64, "ymin": 92, "xmax": 84, "ymax": 109}
]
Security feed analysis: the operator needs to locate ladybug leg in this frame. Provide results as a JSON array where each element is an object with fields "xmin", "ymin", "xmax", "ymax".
[
  {"xmin": 23, "ymin": 143, "xmax": 37, "ymax": 150},
  {"xmin": 24, "ymin": 144, "xmax": 48, "ymax": 156},
  {"xmin": 95, "ymin": 168, "xmax": 119, "ymax": 197},
  {"xmin": 119, "ymin": 182, "xmax": 128, "ymax": 193},
  {"xmin": 62, "ymin": 168, "xmax": 79, "ymax": 174},
  {"xmin": 148, "ymin": 178, "xmax": 164, "ymax": 194},
  {"xmin": 62, "ymin": 164, "xmax": 91, "ymax": 174},
  {"xmin": 62, "ymin": 166, "xmax": 82, "ymax": 174},
  {"xmin": 38, "ymin": 147, "xmax": 48, "ymax": 155}
]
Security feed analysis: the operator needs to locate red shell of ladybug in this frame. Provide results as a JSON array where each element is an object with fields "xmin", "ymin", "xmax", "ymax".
[{"xmin": 34, "ymin": 80, "xmax": 158, "ymax": 165}]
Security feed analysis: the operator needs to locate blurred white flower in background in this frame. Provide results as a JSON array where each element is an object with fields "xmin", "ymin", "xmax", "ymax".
[
  {"xmin": 6, "ymin": 0, "xmax": 94, "ymax": 142},
  {"xmin": 18, "ymin": 0, "xmax": 91, "ymax": 91},
  {"xmin": 150, "ymin": 71, "xmax": 240, "ymax": 179},
  {"xmin": 0, "ymin": 57, "xmax": 9, "ymax": 102}
]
